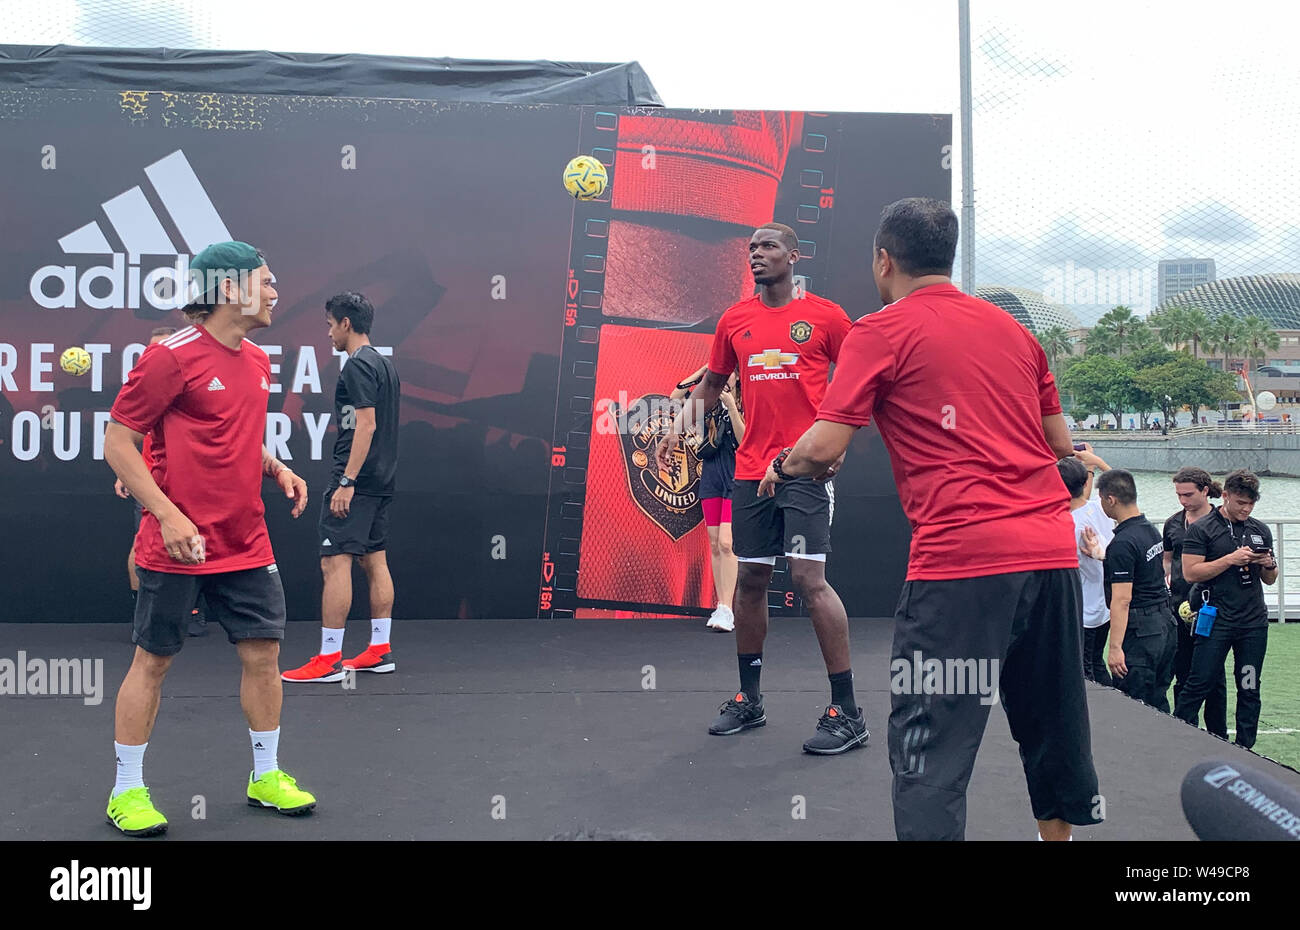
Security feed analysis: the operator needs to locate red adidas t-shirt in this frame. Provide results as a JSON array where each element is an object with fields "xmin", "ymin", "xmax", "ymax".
[
  {"xmin": 707, "ymin": 292, "xmax": 852, "ymax": 480},
  {"xmin": 817, "ymin": 283, "xmax": 1077, "ymax": 581},
  {"xmin": 111, "ymin": 324, "xmax": 275, "ymax": 574}
]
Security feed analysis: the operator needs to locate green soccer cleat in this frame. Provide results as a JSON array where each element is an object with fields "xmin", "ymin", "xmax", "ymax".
[
  {"xmin": 247, "ymin": 770, "xmax": 317, "ymax": 815},
  {"xmin": 106, "ymin": 787, "xmax": 168, "ymax": 837}
]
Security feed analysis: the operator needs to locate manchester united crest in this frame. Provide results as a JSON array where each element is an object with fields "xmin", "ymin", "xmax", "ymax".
[
  {"xmin": 610, "ymin": 393, "xmax": 703, "ymax": 540},
  {"xmin": 790, "ymin": 320, "xmax": 814, "ymax": 344}
]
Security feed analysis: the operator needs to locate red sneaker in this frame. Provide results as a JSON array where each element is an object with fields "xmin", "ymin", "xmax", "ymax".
[
  {"xmin": 281, "ymin": 653, "xmax": 345, "ymax": 682},
  {"xmin": 342, "ymin": 644, "xmax": 395, "ymax": 674}
]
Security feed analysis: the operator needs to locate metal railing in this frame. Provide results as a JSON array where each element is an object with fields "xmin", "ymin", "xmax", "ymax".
[
  {"xmin": 1252, "ymin": 519, "xmax": 1297, "ymax": 622},
  {"xmin": 1070, "ymin": 424, "xmax": 1300, "ymax": 440},
  {"xmin": 1168, "ymin": 424, "xmax": 1300, "ymax": 438}
]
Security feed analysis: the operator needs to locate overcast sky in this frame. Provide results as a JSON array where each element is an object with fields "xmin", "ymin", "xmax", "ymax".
[{"xmin": 7, "ymin": 0, "xmax": 1299, "ymax": 324}]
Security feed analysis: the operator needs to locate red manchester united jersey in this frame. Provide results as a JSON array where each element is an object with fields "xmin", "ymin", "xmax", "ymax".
[
  {"xmin": 817, "ymin": 283, "xmax": 1077, "ymax": 581},
  {"xmin": 576, "ymin": 325, "xmax": 714, "ymax": 611},
  {"xmin": 111, "ymin": 324, "xmax": 276, "ymax": 574},
  {"xmin": 707, "ymin": 292, "xmax": 852, "ymax": 480}
]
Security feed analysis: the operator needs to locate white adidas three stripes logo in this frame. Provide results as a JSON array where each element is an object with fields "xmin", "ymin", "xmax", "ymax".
[
  {"xmin": 58, "ymin": 150, "xmax": 231, "ymax": 258},
  {"xmin": 160, "ymin": 328, "xmax": 266, "ymax": 394}
]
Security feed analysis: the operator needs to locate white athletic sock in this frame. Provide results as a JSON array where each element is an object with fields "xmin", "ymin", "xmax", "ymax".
[
  {"xmin": 321, "ymin": 626, "xmax": 343, "ymax": 655},
  {"xmin": 113, "ymin": 741, "xmax": 147, "ymax": 797},
  {"xmin": 250, "ymin": 728, "xmax": 280, "ymax": 780},
  {"xmin": 370, "ymin": 618, "xmax": 391, "ymax": 646}
]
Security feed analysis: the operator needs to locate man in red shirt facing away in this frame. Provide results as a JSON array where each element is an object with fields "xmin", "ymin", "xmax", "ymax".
[
  {"xmin": 762, "ymin": 199, "xmax": 1101, "ymax": 841},
  {"xmin": 658, "ymin": 222, "xmax": 865, "ymax": 755},
  {"xmin": 103, "ymin": 241, "xmax": 314, "ymax": 837}
]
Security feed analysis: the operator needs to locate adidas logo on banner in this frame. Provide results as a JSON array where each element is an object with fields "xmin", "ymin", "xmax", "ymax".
[
  {"xmin": 29, "ymin": 149, "xmax": 233, "ymax": 311},
  {"xmin": 207, "ymin": 377, "xmax": 225, "ymax": 391}
]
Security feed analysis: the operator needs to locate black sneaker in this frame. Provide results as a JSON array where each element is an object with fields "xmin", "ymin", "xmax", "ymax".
[
  {"xmin": 802, "ymin": 704, "xmax": 869, "ymax": 755},
  {"xmin": 186, "ymin": 609, "xmax": 208, "ymax": 637},
  {"xmin": 708, "ymin": 692, "xmax": 766, "ymax": 735}
]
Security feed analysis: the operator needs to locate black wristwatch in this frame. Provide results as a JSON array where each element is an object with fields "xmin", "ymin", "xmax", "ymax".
[
  {"xmin": 772, "ymin": 447, "xmax": 794, "ymax": 481},
  {"xmin": 338, "ymin": 475, "xmax": 356, "ymax": 488}
]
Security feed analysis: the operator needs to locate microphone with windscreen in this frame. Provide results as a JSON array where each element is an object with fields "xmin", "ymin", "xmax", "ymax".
[{"xmin": 1181, "ymin": 760, "xmax": 1300, "ymax": 841}]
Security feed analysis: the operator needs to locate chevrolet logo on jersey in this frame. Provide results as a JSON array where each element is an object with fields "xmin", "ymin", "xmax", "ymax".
[
  {"xmin": 748, "ymin": 349, "xmax": 799, "ymax": 370},
  {"xmin": 609, "ymin": 393, "xmax": 703, "ymax": 541}
]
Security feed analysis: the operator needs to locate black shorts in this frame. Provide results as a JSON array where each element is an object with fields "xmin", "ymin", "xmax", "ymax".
[
  {"xmin": 731, "ymin": 478, "xmax": 832, "ymax": 559},
  {"xmin": 888, "ymin": 568, "xmax": 1101, "ymax": 839},
  {"xmin": 133, "ymin": 565, "xmax": 286, "ymax": 657},
  {"xmin": 319, "ymin": 488, "xmax": 392, "ymax": 556},
  {"xmin": 699, "ymin": 456, "xmax": 735, "ymax": 501}
]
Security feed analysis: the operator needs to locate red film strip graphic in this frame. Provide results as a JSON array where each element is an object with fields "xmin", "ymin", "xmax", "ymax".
[
  {"xmin": 539, "ymin": 110, "xmax": 842, "ymax": 619},
  {"xmin": 538, "ymin": 107, "xmax": 616, "ymax": 618}
]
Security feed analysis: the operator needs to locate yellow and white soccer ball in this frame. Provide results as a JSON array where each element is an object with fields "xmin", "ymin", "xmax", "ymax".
[
  {"xmin": 60, "ymin": 346, "xmax": 92, "ymax": 376},
  {"xmin": 563, "ymin": 155, "xmax": 609, "ymax": 201}
]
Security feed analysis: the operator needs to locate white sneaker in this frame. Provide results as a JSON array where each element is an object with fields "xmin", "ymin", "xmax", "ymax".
[{"xmin": 706, "ymin": 605, "xmax": 735, "ymax": 632}]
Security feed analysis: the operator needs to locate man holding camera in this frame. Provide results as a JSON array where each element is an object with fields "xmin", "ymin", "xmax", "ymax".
[{"xmin": 1175, "ymin": 469, "xmax": 1276, "ymax": 748}]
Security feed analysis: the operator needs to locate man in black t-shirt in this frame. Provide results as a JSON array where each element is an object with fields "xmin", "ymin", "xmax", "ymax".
[
  {"xmin": 1162, "ymin": 467, "xmax": 1227, "ymax": 737},
  {"xmin": 284, "ymin": 292, "xmax": 402, "ymax": 682},
  {"xmin": 1175, "ymin": 469, "xmax": 1275, "ymax": 748},
  {"xmin": 1084, "ymin": 470, "xmax": 1175, "ymax": 711}
]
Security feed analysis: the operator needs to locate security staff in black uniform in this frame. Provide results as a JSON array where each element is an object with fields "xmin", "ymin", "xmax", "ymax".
[
  {"xmin": 1084, "ymin": 469, "xmax": 1175, "ymax": 710},
  {"xmin": 1162, "ymin": 466, "xmax": 1227, "ymax": 737},
  {"xmin": 1176, "ymin": 469, "xmax": 1276, "ymax": 748}
]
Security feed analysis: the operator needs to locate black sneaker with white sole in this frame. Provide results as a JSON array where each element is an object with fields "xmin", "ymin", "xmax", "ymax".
[
  {"xmin": 802, "ymin": 704, "xmax": 869, "ymax": 754},
  {"xmin": 708, "ymin": 692, "xmax": 766, "ymax": 735}
]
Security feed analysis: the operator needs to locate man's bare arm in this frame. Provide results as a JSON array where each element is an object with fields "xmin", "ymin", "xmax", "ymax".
[
  {"xmin": 1042, "ymin": 413, "xmax": 1075, "ymax": 460},
  {"xmin": 105, "ymin": 422, "xmax": 178, "ymax": 523}
]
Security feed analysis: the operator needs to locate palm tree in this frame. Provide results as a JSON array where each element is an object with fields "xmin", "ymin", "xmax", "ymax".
[
  {"xmin": 1037, "ymin": 325, "xmax": 1073, "ymax": 370},
  {"xmin": 1127, "ymin": 319, "xmax": 1160, "ymax": 353},
  {"xmin": 1091, "ymin": 305, "xmax": 1138, "ymax": 355},
  {"xmin": 1207, "ymin": 313, "xmax": 1244, "ymax": 373},
  {"xmin": 1206, "ymin": 313, "xmax": 1245, "ymax": 421},
  {"xmin": 1239, "ymin": 315, "xmax": 1281, "ymax": 372},
  {"xmin": 1182, "ymin": 306, "xmax": 1212, "ymax": 359},
  {"xmin": 1150, "ymin": 306, "xmax": 1190, "ymax": 352},
  {"xmin": 1083, "ymin": 325, "xmax": 1112, "ymax": 356}
]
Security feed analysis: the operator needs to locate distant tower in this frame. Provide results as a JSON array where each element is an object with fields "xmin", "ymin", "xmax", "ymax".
[{"xmin": 1158, "ymin": 259, "xmax": 1216, "ymax": 305}]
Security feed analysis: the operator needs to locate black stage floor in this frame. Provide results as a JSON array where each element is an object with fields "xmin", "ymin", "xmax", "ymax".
[{"xmin": 3, "ymin": 618, "xmax": 1296, "ymax": 841}]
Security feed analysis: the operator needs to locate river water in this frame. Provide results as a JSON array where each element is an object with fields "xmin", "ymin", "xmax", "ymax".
[
  {"xmin": 1129, "ymin": 471, "xmax": 1300, "ymax": 523},
  {"xmin": 1127, "ymin": 470, "xmax": 1300, "ymax": 599}
]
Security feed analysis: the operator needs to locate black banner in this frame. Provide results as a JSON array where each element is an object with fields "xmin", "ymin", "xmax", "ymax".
[{"xmin": 0, "ymin": 89, "xmax": 948, "ymax": 621}]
